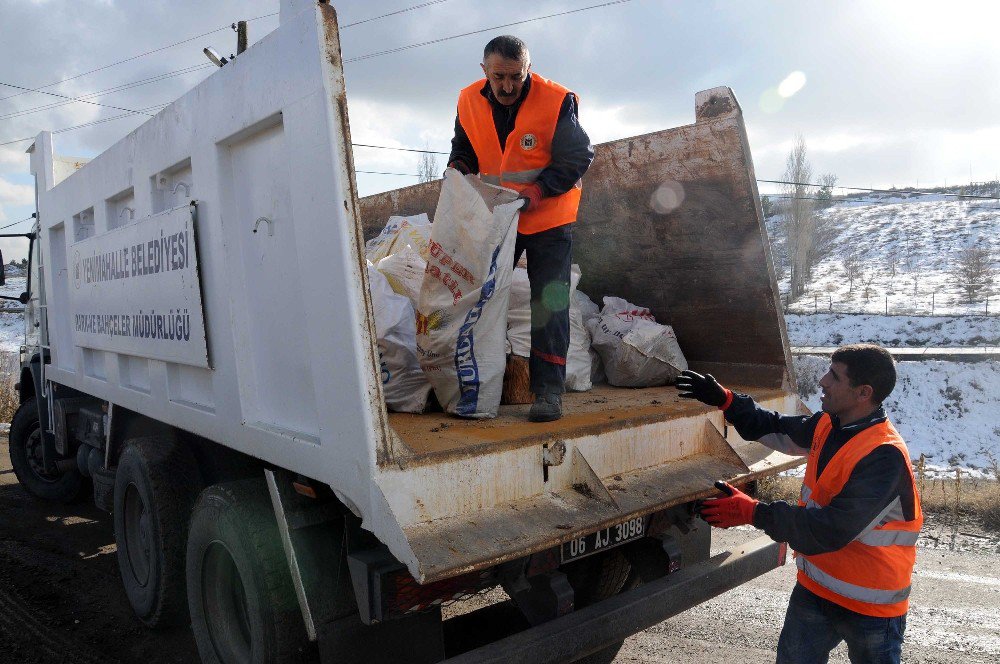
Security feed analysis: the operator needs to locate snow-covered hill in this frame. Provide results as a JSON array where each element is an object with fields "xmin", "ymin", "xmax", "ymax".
[
  {"xmin": 785, "ymin": 313, "xmax": 999, "ymax": 347},
  {"xmin": 769, "ymin": 196, "xmax": 1000, "ymax": 316},
  {"xmin": 795, "ymin": 355, "xmax": 999, "ymax": 475}
]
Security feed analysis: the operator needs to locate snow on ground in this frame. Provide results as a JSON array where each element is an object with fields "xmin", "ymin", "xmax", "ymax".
[
  {"xmin": 771, "ymin": 198, "xmax": 1000, "ymax": 316},
  {"xmin": 794, "ymin": 355, "xmax": 1000, "ymax": 472},
  {"xmin": 786, "ymin": 313, "xmax": 1000, "ymax": 347}
]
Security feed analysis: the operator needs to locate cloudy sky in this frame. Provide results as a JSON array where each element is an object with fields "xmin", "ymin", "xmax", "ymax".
[{"xmin": 0, "ymin": 0, "xmax": 998, "ymax": 258}]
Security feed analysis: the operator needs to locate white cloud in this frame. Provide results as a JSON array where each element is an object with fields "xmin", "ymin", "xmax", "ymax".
[
  {"xmin": 0, "ymin": 178, "xmax": 34, "ymax": 206},
  {"xmin": 578, "ymin": 104, "xmax": 659, "ymax": 145},
  {"xmin": 0, "ymin": 148, "xmax": 28, "ymax": 169}
]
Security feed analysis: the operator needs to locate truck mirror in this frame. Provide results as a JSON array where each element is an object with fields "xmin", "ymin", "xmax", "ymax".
[{"xmin": 0, "ymin": 249, "xmax": 5, "ymax": 286}]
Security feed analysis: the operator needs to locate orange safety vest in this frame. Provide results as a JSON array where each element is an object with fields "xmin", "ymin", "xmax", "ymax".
[
  {"xmin": 456, "ymin": 72, "xmax": 582, "ymax": 235},
  {"xmin": 795, "ymin": 413, "xmax": 923, "ymax": 617}
]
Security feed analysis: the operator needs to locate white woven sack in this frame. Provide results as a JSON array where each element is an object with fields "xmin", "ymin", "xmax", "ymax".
[
  {"xmin": 367, "ymin": 263, "xmax": 431, "ymax": 413},
  {"xmin": 416, "ymin": 169, "xmax": 521, "ymax": 418},
  {"xmin": 365, "ymin": 213, "xmax": 432, "ymax": 262},
  {"xmin": 575, "ymin": 290, "xmax": 606, "ymax": 384},
  {"xmin": 376, "ymin": 244, "xmax": 425, "ymax": 305},
  {"xmin": 507, "ymin": 267, "xmax": 531, "ymax": 358},
  {"xmin": 565, "ymin": 265, "xmax": 593, "ymax": 391},
  {"xmin": 589, "ymin": 296, "xmax": 688, "ymax": 387}
]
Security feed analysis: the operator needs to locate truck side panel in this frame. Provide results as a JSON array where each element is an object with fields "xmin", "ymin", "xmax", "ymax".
[{"xmin": 33, "ymin": 5, "xmax": 389, "ymax": 521}]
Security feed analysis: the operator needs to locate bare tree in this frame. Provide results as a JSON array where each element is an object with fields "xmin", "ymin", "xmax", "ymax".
[
  {"xmin": 816, "ymin": 172, "xmax": 838, "ymax": 209},
  {"xmin": 886, "ymin": 249, "xmax": 901, "ymax": 285},
  {"xmin": 417, "ymin": 145, "xmax": 439, "ymax": 184},
  {"xmin": 783, "ymin": 135, "xmax": 815, "ymax": 300},
  {"xmin": 861, "ymin": 268, "xmax": 879, "ymax": 302},
  {"xmin": 951, "ymin": 244, "xmax": 995, "ymax": 304},
  {"xmin": 843, "ymin": 249, "xmax": 863, "ymax": 292}
]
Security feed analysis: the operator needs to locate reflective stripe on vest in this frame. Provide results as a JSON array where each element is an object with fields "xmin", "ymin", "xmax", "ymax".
[
  {"xmin": 796, "ymin": 413, "xmax": 922, "ymax": 617},
  {"xmin": 796, "ymin": 557, "xmax": 912, "ymax": 605},
  {"xmin": 502, "ymin": 167, "xmax": 546, "ymax": 183},
  {"xmin": 800, "ymin": 484, "xmax": 820, "ymax": 509},
  {"xmin": 456, "ymin": 73, "xmax": 582, "ymax": 234}
]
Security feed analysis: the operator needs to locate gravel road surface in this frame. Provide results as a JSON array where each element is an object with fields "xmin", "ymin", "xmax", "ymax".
[{"xmin": 1, "ymin": 435, "xmax": 997, "ymax": 663}]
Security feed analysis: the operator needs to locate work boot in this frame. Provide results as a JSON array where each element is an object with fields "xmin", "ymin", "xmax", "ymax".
[{"xmin": 528, "ymin": 393, "xmax": 562, "ymax": 422}]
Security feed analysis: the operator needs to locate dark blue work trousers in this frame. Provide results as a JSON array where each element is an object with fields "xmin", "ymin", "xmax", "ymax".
[
  {"xmin": 777, "ymin": 583, "xmax": 907, "ymax": 664},
  {"xmin": 513, "ymin": 223, "xmax": 572, "ymax": 396}
]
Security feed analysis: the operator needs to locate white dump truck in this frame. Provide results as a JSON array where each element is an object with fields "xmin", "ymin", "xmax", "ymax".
[{"xmin": 8, "ymin": 2, "xmax": 804, "ymax": 662}]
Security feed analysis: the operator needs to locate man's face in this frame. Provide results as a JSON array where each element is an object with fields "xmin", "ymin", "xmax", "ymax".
[
  {"xmin": 818, "ymin": 361, "xmax": 868, "ymax": 418},
  {"xmin": 481, "ymin": 54, "xmax": 530, "ymax": 106}
]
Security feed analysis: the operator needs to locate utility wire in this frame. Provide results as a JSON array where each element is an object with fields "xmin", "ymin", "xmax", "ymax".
[
  {"xmin": 357, "ymin": 170, "xmax": 422, "ymax": 177},
  {"xmin": 0, "ymin": 81, "xmax": 156, "ymax": 119},
  {"xmin": 0, "ymin": 103, "xmax": 168, "ymax": 147},
  {"xmin": 0, "ymin": 13, "xmax": 279, "ymax": 104},
  {"xmin": 342, "ymin": 0, "xmax": 452, "ymax": 28},
  {"xmin": 0, "ymin": 63, "xmax": 213, "ymax": 121},
  {"xmin": 0, "ymin": 214, "xmax": 36, "ymax": 231},
  {"xmin": 1, "ymin": 0, "xmax": 452, "ymax": 105},
  {"xmin": 346, "ymin": 0, "xmax": 633, "ymax": 63},
  {"xmin": 352, "ymin": 143, "xmax": 449, "ymax": 155}
]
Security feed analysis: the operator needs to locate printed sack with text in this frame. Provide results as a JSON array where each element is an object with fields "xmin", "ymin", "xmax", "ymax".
[{"xmin": 416, "ymin": 169, "xmax": 521, "ymax": 418}]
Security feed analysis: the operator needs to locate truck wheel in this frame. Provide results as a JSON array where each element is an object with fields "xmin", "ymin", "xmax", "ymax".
[
  {"xmin": 186, "ymin": 479, "xmax": 313, "ymax": 664},
  {"xmin": 8, "ymin": 399, "xmax": 87, "ymax": 503},
  {"xmin": 565, "ymin": 550, "xmax": 632, "ymax": 664},
  {"xmin": 113, "ymin": 436, "xmax": 203, "ymax": 628}
]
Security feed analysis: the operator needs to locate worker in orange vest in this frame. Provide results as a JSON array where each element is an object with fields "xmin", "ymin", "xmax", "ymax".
[
  {"xmin": 677, "ymin": 344, "xmax": 922, "ymax": 664},
  {"xmin": 448, "ymin": 35, "xmax": 594, "ymax": 422}
]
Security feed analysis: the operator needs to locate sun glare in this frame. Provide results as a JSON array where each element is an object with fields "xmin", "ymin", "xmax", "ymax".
[{"xmin": 778, "ymin": 71, "xmax": 806, "ymax": 99}]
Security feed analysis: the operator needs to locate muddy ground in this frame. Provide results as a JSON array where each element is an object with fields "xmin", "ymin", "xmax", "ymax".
[{"xmin": 1, "ymin": 435, "xmax": 997, "ymax": 663}]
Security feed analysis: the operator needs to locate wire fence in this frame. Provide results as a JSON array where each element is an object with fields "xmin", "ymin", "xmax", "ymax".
[{"xmin": 782, "ymin": 292, "xmax": 998, "ymax": 317}]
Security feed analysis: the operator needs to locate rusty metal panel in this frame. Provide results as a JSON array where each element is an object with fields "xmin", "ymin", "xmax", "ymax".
[{"xmin": 357, "ymin": 87, "xmax": 793, "ymax": 391}]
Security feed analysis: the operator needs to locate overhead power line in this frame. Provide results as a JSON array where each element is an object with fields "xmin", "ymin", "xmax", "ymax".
[
  {"xmin": 345, "ymin": 0, "xmax": 633, "ymax": 63},
  {"xmin": 0, "ymin": 12, "xmax": 279, "ymax": 104},
  {"xmin": 0, "ymin": 81, "xmax": 156, "ymax": 119},
  {"xmin": 342, "ymin": 0, "xmax": 452, "ymax": 28},
  {"xmin": 0, "ymin": 0, "xmax": 454, "ymax": 106},
  {"xmin": 0, "ymin": 213, "xmax": 37, "ymax": 231},
  {"xmin": 352, "ymin": 143, "xmax": 449, "ymax": 155},
  {"xmin": 0, "ymin": 103, "xmax": 168, "ymax": 147},
  {"xmin": 357, "ymin": 170, "xmax": 422, "ymax": 177},
  {"xmin": 0, "ymin": 63, "xmax": 213, "ymax": 121}
]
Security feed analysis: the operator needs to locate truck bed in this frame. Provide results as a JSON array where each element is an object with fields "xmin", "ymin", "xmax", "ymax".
[
  {"xmin": 382, "ymin": 383, "xmax": 802, "ymax": 582},
  {"xmin": 389, "ymin": 383, "xmax": 782, "ymax": 464}
]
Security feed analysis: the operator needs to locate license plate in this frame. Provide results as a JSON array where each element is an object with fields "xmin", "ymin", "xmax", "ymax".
[{"xmin": 560, "ymin": 516, "xmax": 647, "ymax": 563}]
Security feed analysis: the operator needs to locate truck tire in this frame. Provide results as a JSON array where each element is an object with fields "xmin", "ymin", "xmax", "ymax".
[
  {"xmin": 565, "ymin": 550, "xmax": 632, "ymax": 664},
  {"xmin": 186, "ymin": 479, "xmax": 314, "ymax": 664},
  {"xmin": 113, "ymin": 436, "xmax": 203, "ymax": 628},
  {"xmin": 8, "ymin": 399, "xmax": 88, "ymax": 503}
]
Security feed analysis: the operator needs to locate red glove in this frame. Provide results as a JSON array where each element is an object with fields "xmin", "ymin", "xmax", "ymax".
[
  {"xmin": 699, "ymin": 482, "xmax": 758, "ymax": 528},
  {"xmin": 517, "ymin": 183, "xmax": 543, "ymax": 212}
]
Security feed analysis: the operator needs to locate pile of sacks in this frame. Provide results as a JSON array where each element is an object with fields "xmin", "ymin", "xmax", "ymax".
[{"xmin": 365, "ymin": 169, "xmax": 689, "ymax": 418}]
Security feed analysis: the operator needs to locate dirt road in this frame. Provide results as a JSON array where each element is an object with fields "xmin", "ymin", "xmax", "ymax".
[
  {"xmin": 1, "ymin": 435, "xmax": 997, "ymax": 663},
  {"xmin": 616, "ymin": 525, "xmax": 1000, "ymax": 663}
]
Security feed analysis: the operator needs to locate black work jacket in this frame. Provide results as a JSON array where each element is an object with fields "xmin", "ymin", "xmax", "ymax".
[
  {"xmin": 724, "ymin": 394, "xmax": 916, "ymax": 556},
  {"xmin": 447, "ymin": 76, "xmax": 594, "ymax": 197}
]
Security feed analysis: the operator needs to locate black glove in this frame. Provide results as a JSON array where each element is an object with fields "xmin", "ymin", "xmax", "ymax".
[
  {"xmin": 447, "ymin": 160, "xmax": 471, "ymax": 176},
  {"xmin": 675, "ymin": 370, "xmax": 728, "ymax": 407}
]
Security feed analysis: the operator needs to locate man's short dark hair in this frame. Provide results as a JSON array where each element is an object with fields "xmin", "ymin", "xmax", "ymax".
[
  {"xmin": 831, "ymin": 343, "xmax": 896, "ymax": 405},
  {"xmin": 483, "ymin": 35, "xmax": 528, "ymax": 63}
]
